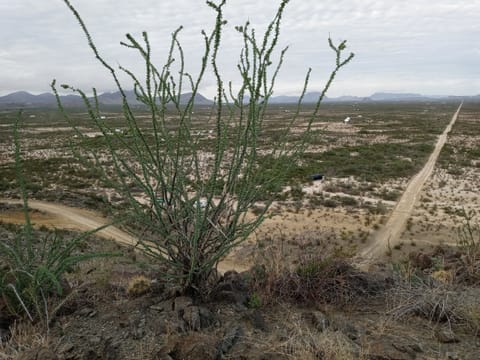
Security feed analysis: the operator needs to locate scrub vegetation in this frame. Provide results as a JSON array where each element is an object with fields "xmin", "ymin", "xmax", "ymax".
[{"xmin": 1, "ymin": 0, "xmax": 480, "ymax": 359}]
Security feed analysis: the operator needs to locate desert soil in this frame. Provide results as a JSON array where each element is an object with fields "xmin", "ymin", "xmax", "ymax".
[{"xmin": 0, "ymin": 103, "xmax": 463, "ymax": 270}]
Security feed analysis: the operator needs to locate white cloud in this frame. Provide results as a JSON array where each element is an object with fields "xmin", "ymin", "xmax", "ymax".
[{"xmin": 0, "ymin": 0, "xmax": 478, "ymax": 97}]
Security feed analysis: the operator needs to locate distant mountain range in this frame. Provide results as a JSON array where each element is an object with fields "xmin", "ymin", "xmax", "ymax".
[
  {"xmin": 0, "ymin": 90, "xmax": 213, "ymax": 107},
  {"xmin": 0, "ymin": 90, "xmax": 478, "ymax": 108},
  {"xmin": 268, "ymin": 92, "xmax": 479, "ymax": 104}
]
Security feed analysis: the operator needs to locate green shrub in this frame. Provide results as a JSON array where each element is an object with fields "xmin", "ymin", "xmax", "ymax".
[
  {"xmin": 248, "ymin": 292, "xmax": 262, "ymax": 309},
  {"xmin": 296, "ymin": 257, "xmax": 332, "ymax": 279}
]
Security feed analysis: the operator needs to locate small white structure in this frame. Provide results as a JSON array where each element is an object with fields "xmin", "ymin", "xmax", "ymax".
[
  {"xmin": 343, "ymin": 117, "xmax": 351, "ymax": 124},
  {"xmin": 100, "ymin": 116, "xmax": 106, "ymax": 120}
]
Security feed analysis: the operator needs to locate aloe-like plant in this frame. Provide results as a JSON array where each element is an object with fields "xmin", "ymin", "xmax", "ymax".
[
  {"xmin": 456, "ymin": 208, "xmax": 480, "ymax": 283},
  {"xmin": 53, "ymin": 0, "xmax": 353, "ymax": 296},
  {"xmin": 0, "ymin": 113, "xmax": 115, "ymax": 331}
]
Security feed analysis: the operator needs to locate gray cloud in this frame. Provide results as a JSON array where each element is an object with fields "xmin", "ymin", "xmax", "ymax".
[{"xmin": 1, "ymin": 0, "xmax": 478, "ymax": 97}]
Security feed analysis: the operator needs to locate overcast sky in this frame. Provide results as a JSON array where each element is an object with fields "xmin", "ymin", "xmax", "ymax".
[{"xmin": 1, "ymin": 0, "xmax": 479, "ymax": 98}]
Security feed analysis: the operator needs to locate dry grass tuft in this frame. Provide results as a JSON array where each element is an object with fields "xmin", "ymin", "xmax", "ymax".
[
  {"xmin": 0, "ymin": 321, "xmax": 54, "ymax": 359},
  {"xmin": 126, "ymin": 275, "xmax": 152, "ymax": 297},
  {"xmin": 229, "ymin": 308, "xmax": 364, "ymax": 360},
  {"xmin": 431, "ymin": 269, "xmax": 454, "ymax": 284},
  {"xmin": 387, "ymin": 282, "xmax": 460, "ymax": 325},
  {"xmin": 387, "ymin": 280, "xmax": 480, "ymax": 336}
]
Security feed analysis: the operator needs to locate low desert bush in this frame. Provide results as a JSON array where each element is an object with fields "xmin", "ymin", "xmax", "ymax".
[
  {"xmin": 251, "ymin": 254, "xmax": 385, "ymax": 306},
  {"xmin": 387, "ymin": 277, "xmax": 480, "ymax": 336},
  {"xmin": 389, "ymin": 252, "xmax": 480, "ymax": 335},
  {"xmin": 387, "ymin": 281, "xmax": 461, "ymax": 325}
]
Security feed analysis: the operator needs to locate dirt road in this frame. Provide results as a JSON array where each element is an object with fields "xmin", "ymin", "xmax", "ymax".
[
  {"xmin": 0, "ymin": 199, "xmax": 138, "ymax": 247},
  {"xmin": 0, "ymin": 199, "xmax": 247, "ymax": 273},
  {"xmin": 359, "ymin": 102, "xmax": 463, "ymax": 261}
]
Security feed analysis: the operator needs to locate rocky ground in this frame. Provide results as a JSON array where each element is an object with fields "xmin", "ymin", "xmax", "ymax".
[{"xmin": 1, "ymin": 225, "xmax": 480, "ymax": 359}]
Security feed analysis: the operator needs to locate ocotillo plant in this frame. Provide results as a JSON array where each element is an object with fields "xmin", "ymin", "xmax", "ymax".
[{"xmin": 53, "ymin": 0, "xmax": 353, "ymax": 296}]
